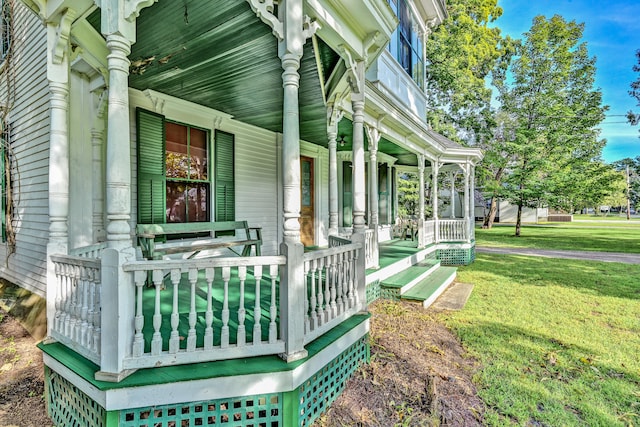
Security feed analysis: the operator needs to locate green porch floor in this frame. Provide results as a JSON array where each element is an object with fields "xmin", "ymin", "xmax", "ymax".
[
  {"xmin": 380, "ymin": 258, "xmax": 440, "ymax": 288},
  {"xmin": 369, "ymin": 239, "xmax": 424, "ymax": 272},
  {"xmin": 38, "ymin": 313, "xmax": 369, "ymax": 391}
]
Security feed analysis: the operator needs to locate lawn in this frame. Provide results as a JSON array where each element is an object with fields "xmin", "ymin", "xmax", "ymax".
[
  {"xmin": 476, "ymin": 223, "xmax": 640, "ymax": 253},
  {"xmin": 444, "ymin": 252, "xmax": 640, "ymax": 426}
]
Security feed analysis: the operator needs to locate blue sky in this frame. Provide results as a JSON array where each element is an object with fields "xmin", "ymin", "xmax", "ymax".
[{"xmin": 495, "ymin": 0, "xmax": 640, "ymax": 163}]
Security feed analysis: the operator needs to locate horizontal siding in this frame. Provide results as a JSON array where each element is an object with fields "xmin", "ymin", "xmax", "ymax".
[{"xmin": 0, "ymin": 3, "xmax": 50, "ymax": 296}]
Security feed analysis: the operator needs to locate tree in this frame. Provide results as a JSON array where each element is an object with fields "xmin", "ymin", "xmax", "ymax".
[
  {"xmin": 612, "ymin": 157, "xmax": 640, "ymax": 210},
  {"xmin": 496, "ymin": 15, "xmax": 608, "ymax": 236},
  {"xmin": 425, "ymin": 0, "xmax": 514, "ymax": 146},
  {"xmin": 628, "ymin": 50, "xmax": 640, "ymax": 131},
  {"xmin": 396, "ymin": 172, "xmax": 419, "ymax": 218}
]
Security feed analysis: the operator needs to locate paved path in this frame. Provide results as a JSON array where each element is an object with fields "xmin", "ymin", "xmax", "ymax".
[{"xmin": 476, "ymin": 246, "xmax": 640, "ymax": 264}]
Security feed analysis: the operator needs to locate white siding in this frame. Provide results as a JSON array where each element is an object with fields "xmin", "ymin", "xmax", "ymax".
[{"xmin": 0, "ymin": 4, "xmax": 50, "ymax": 296}]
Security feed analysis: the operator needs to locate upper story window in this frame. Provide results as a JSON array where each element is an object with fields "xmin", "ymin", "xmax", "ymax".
[
  {"xmin": 0, "ymin": 0, "xmax": 11, "ymax": 62},
  {"xmin": 387, "ymin": 0, "xmax": 425, "ymax": 90}
]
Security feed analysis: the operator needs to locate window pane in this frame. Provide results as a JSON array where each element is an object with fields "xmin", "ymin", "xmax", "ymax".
[
  {"xmin": 166, "ymin": 181, "xmax": 187, "ymax": 223},
  {"xmin": 187, "ymin": 183, "xmax": 209, "ymax": 222},
  {"xmin": 190, "ymin": 127, "xmax": 208, "ymax": 180},
  {"xmin": 166, "ymin": 122, "xmax": 189, "ymax": 179},
  {"xmin": 400, "ymin": 36, "xmax": 411, "ymax": 74}
]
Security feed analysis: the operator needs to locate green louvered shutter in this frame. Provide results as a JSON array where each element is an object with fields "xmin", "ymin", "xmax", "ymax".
[
  {"xmin": 215, "ymin": 130, "xmax": 235, "ymax": 222},
  {"xmin": 136, "ymin": 108, "xmax": 166, "ymax": 224}
]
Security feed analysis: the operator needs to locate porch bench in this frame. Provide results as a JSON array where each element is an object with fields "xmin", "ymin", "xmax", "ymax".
[{"xmin": 136, "ymin": 221, "xmax": 262, "ymax": 260}]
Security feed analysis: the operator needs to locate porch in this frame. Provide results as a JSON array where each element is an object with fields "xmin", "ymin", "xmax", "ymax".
[{"xmin": 40, "ymin": 232, "xmax": 474, "ymax": 425}]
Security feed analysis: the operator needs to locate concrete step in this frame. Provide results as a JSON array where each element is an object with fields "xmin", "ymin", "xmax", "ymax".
[
  {"xmin": 401, "ymin": 266, "xmax": 458, "ymax": 308},
  {"xmin": 381, "ymin": 258, "xmax": 441, "ymax": 294}
]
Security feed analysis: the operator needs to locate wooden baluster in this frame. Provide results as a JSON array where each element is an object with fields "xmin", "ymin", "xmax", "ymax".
[
  {"xmin": 221, "ymin": 266, "xmax": 230, "ymax": 348},
  {"xmin": 169, "ymin": 269, "xmax": 182, "ymax": 354},
  {"xmin": 187, "ymin": 268, "xmax": 198, "ymax": 352},
  {"xmin": 93, "ymin": 282, "xmax": 101, "ymax": 354},
  {"xmin": 310, "ymin": 259, "xmax": 318, "ymax": 331},
  {"xmin": 269, "ymin": 264, "xmax": 278, "ymax": 343},
  {"xmin": 336, "ymin": 252, "xmax": 344, "ymax": 314},
  {"xmin": 204, "ymin": 267, "xmax": 215, "ymax": 350},
  {"xmin": 352, "ymin": 248, "xmax": 360, "ymax": 308},
  {"xmin": 237, "ymin": 266, "xmax": 247, "ymax": 347},
  {"xmin": 316, "ymin": 257, "xmax": 325, "ymax": 325},
  {"xmin": 53, "ymin": 262, "xmax": 62, "ymax": 332},
  {"xmin": 151, "ymin": 269, "xmax": 164, "ymax": 356},
  {"xmin": 303, "ymin": 260, "xmax": 310, "ymax": 333},
  {"xmin": 253, "ymin": 265, "xmax": 263, "ymax": 345},
  {"xmin": 63, "ymin": 264, "xmax": 72, "ymax": 337},
  {"xmin": 329, "ymin": 253, "xmax": 337, "ymax": 319},
  {"xmin": 86, "ymin": 271, "xmax": 96, "ymax": 352},
  {"xmin": 323, "ymin": 256, "xmax": 331, "ymax": 323},
  {"xmin": 133, "ymin": 270, "xmax": 147, "ymax": 357},
  {"xmin": 80, "ymin": 267, "xmax": 89, "ymax": 347}
]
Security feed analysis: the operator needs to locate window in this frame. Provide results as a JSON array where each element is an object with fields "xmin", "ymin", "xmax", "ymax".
[
  {"xmin": 0, "ymin": 0, "xmax": 11, "ymax": 62},
  {"xmin": 387, "ymin": 0, "xmax": 425, "ymax": 89},
  {"xmin": 137, "ymin": 108, "xmax": 233, "ymax": 225}
]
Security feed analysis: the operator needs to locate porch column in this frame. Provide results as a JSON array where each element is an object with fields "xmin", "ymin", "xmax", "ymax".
[
  {"xmin": 327, "ymin": 102, "xmax": 343, "ymax": 235},
  {"xmin": 417, "ymin": 155, "xmax": 425, "ymax": 248},
  {"xmin": 449, "ymin": 170, "xmax": 457, "ymax": 219},
  {"xmin": 387, "ymin": 163, "xmax": 393, "ymax": 224},
  {"xmin": 104, "ymin": 34, "xmax": 133, "ymax": 249},
  {"xmin": 464, "ymin": 163, "xmax": 471, "ymax": 242},
  {"xmin": 365, "ymin": 124, "xmax": 380, "ymax": 268},
  {"xmin": 433, "ymin": 160, "xmax": 440, "ymax": 242},
  {"xmin": 91, "ymin": 88, "xmax": 107, "ymax": 242},
  {"xmin": 45, "ymin": 11, "xmax": 74, "ymax": 336},
  {"xmin": 349, "ymin": 59, "xmax": 367, "ymax": 308},
  {"xmin": 469, "ymin": 164, "xmax": 476, "ymax": 241}
]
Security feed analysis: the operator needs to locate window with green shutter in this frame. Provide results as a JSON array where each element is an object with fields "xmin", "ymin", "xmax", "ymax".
[
  {"xmin": 214, "ymin": 130, "xmax": 235, "ymax": 222},
  {"xmin": 136, "ymin": 108, "xmax": 216, "ymax": 225}
]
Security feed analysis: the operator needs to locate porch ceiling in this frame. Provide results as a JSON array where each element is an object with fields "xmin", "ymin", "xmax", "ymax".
[{"xmin": 121, "ymin": 1, "xmax": 331, "ymax": 145}]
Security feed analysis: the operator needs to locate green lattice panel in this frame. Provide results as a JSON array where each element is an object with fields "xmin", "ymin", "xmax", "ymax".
[
  {"xmin": 366, "ymin": 280, "xmax": 381, "ymax": 304},
  {"xmin": 120, "ymin": 394, "xmax": 281, "ymax": 427},
  {"xmin": 379, "ymin": 286, "xmax": 401, "ymax": 300},
  {"xmin": 437, "ymin": 247, "xmax": 475, "ymax": 266},
  {"xmin": 46, "ymin": 368, "xmax": 106, "ymax": 427},
  {"xmin": 298, "ymin": 335, "xmax": 369, "ymax": 427}
]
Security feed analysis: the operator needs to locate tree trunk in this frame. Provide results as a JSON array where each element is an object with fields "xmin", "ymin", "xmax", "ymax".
[
  {"xmin": 483, "ymin": 196, "xmax": 498, "ymax": 229},
  {"xmin": 515, "ymin": 202, "xmax": 523, "ymax": 236}
]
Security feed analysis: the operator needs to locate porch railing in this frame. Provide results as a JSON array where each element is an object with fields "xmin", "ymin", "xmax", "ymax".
[
  {"xmin": 423, "ymin": 219, "xmax": 436, "ymax": 245},
  {"xmin": 50, "ymin": 254, "xmax": 102, "ymax": 365},
  {"xmin": 69, "ymin": 242, "xmax": 108, "ymax": 258},
  {"xmin": 329, "ymin": 231, "xmax": 377, "ymax": 269},
  {"xmin": 438, "ymin": 219, "xmax": 468, "ymax": 242},
  {"xmin": 122, "ymin": 256, "xmax": 286, "ymax": 370},
  {"xmin": 302, "ymin": 242, "xmax": 363, "ymax": 344}
]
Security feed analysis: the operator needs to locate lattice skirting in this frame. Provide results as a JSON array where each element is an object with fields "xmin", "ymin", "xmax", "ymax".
[
  {"xmin": 437, "ymin": 246, "xmax": 476, "ymax": 265},
  {"xmin": 44, "ymin": 336, "xmax": 369, "ymax": 427}
]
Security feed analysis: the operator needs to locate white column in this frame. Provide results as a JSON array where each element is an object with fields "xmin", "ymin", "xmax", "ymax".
[
  {"xmin": 105, "ymin": 34, "xmax": 133, "ymax": 249},
  {"xmin": 469, "ymin": 164, "xmax": 476, "ymax": 241},
  {"xmin": 91, "ymin": 89, "xmax": 107, "ymax": 242},
  {"xmin": 449, "ymin": 171, "xmax": 456, "ymax": 219},
  {"xmin": 327, "ymin": 103, "xmax": 342, "ymax": 235},
  {"xmin": 387, "ymin": 163, "xmax": 393, "ymax": 224},
  {"xmin": 351, "ymin": 88, "xmax": 366, "ymax": 232},
  {"xmin": 46, "ymin": 16, "xmax": 72, "ymax": 337},
  {"xmin": 417, "ymin": 155, "xmax": 425, "ymax": 247},
  {"xmin": 433, "ymin": 160, "xmax": 440, "ymax": 242},
  {"xmin": 365, "ymin": 125, "xmax": 380, "ymax": 229},
  {"xmin": 464, "ymin": 164, "xmax": 470, "ymax": 242}
]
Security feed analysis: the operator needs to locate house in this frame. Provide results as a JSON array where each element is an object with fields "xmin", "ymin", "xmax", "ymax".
[{"xmin": 2, "ymin": 0, "xmax": 482, "ymax": 425}]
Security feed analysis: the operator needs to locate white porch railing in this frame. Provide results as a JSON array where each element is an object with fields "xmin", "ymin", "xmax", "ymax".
[
  {"xmin": 69, "ymin": 242, "xmax": 108, "ymax": 258},
  {"xmin": 329, "ymin": 230, "xmax": 378, "ymax": 269},
  {"xmin": 438, "ymin": 219, "xmax": 468, "ymax": 242},
  {"xmin": 302, "ymin": 242, "xmax": 363, "ymax": 344},
  {"xmin": 423, "ymin": 219, "xmax": 436, "ymax": 245},
  {"xmin": 50, "ymin": 254, "xmax": 102, "ymax": 365},
  {"xmin": 121, "ymin": 256, "xmax": 286, "ymax": 370}
]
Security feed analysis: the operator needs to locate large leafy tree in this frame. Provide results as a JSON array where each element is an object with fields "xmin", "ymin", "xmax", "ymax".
[
  {"xmin": 612, "ymin": 157, "xmax": 640, "ymax": 210},
  {"xmin": 425, "ymin": 0, "xmax": 513, "ymax": 145},
  {"xmin": 496, "ymin": 15, "xmax": 608, "ymax": 236},
  {"xmin": 628, "ymin": 50, "xmax": 640, "ymax": 131}
]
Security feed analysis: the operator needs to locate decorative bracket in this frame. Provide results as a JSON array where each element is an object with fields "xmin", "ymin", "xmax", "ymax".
[
  {"xmin": 302, "ymin": 15, "xmax": 320, "ymax": 40},
  {"xmin": 327, "ymin": 101, "xmax": 344, "ymax": 129},
  {"xmin": 365, "ymin": 124, "xmax": 380, "ymax": 152},
  {"xmin": 212, "ymin": 116, "xmax": 223, "ymax": 130},
  {"xmin": 363, "ymin": 31, "xmax": 383, "ymax": 59},
  {"xmin": 52, "ymin": 8, "xmax": 77, "ymax": 65},
  {"xmin": 339, "ymin": 45, "xmax": 362, "ymax": 94},
  {"xmin": 22, "ymin": 0, "xmax": 47, "ymax": 19},
  {"xmin": 124, "ymin": 0, "xmax": 159, "ymax": 22},
  {"xmin": 246, "ymin": 0, "xmax": 284, "ymax": 40}
]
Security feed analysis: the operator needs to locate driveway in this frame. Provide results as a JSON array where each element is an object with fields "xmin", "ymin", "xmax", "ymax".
[{"xmin": 476, "ymin": 246, "xmax": 640, "ymax": 264}]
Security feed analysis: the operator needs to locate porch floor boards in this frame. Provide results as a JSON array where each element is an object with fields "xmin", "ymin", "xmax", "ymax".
[
  {"xmin": 380, "ymin": 259, "xmax": 440, "ymax": 289},
  {"xmin": 401, "ymin": 266, "xmax": 457, "ymax": 303},
  {"xmin": 38, "ymin": 314, "xmax": 370, "ymax": 391},
  {"xmin": 371, "ymin": 239, "xmax": 423, "ymax": 271}
]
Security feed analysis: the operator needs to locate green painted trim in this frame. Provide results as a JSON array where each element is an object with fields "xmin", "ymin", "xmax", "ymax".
[
  {"xmin": 282, "ymin": 389, "xmax": 300, "ymax": 427},
  {"xmin": 38, "ymin": 314, "xmax": 370, "ymax": 391},
  {"xmin": 105, "ymin": 411, "xmax": 119, "ymax": 427}
]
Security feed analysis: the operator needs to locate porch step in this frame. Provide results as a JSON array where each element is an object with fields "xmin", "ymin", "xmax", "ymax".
[
  {"xmin": 381, "ymin": 259, "xmax": 441, "ymax": 294},
  {"xmin": 401, "ymin": 266, "xmax": 458, "ymax": 308}
]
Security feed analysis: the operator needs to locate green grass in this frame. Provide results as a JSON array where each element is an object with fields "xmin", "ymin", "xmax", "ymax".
[
  {"xmin": 447, "ymin": 254, "xmax": 640, "ymax": 426},
  {"xmin": 476, "ymin": 224, "xmax": 640, "ymax": 253}
]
